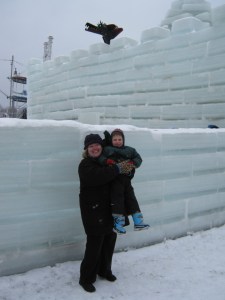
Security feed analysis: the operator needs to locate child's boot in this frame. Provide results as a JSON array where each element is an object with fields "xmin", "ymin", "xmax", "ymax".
[
  {"xmin": 112, "ymin": 214, "xmax": 126, "ymax": 234},
  {"xmin": 132, "ymin": 212, "xmax": 150, "ymax": 231}
]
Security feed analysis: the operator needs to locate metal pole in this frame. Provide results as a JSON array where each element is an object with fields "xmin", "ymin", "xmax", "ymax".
[{"xmin": 9, "ymin": 55, "xmax": 14, "ymax": 117}]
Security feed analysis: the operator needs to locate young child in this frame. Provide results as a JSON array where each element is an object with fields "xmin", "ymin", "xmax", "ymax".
[{"xmin": 99, "ymin": 128, "xmax": 150, "ymax": 234}]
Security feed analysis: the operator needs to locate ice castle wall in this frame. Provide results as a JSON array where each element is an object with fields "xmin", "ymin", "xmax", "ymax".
[
  {"xmin": 27, "ymin": 4, "xmax": 225, "ymax": 128},
  {"xmin": 1, "ymin": 119, "xmax": 225, "ymax": 276}
]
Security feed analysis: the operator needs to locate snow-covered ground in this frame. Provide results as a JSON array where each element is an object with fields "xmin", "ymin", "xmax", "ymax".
[{"xmin": 1, "ymin": 225, "xmax": 225, "ymax": 300}]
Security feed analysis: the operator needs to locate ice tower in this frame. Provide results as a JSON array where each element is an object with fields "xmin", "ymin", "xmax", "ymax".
[{"xmin": 161, "ymin": 0, "xmax": 212, "ymax": 29}]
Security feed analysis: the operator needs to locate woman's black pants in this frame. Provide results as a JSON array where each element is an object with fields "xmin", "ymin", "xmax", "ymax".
[{"xmin": 79, "ymin": 230, "xmax": 117, "ymax": 284}]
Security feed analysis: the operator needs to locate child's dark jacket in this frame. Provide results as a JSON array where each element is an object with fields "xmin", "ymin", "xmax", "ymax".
[{"xmin": 99, "ymin": 145, "xmax": 142, "ymax": 168}]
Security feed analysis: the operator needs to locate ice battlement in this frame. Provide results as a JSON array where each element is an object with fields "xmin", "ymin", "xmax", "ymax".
[{"xmin": 27, "ymin": 2, "xmax": 225, "ymax": 128}]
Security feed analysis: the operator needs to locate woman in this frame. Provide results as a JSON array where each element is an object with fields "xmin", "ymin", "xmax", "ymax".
[{"xmin": 78, "ymin": 133, "xmax": 133, "ymax": 293}]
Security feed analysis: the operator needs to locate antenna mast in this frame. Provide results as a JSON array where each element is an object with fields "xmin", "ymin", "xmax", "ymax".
[{"xmin": 43, "ymin": 36, "xmax": 53, "ymax": 62}]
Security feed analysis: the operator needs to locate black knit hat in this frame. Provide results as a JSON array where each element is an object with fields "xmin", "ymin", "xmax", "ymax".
[{"xmin": 84, "ymin": 134, "xmax": 103, "ymax": 149}]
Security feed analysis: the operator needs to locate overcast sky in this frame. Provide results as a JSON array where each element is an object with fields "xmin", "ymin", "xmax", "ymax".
[{"xmin": 0, "ymin": 0, "xmax": 225, "ymax": 107}]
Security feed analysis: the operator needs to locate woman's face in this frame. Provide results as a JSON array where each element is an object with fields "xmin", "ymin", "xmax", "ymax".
[{"xmin": 87, "ymin": 143, "xmax": 102, "ymax": 158}]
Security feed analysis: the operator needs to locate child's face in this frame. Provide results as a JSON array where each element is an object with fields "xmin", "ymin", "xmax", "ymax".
[{"xmin": 112, "ymin": 134, "xmax": 123, "ymax": 147}]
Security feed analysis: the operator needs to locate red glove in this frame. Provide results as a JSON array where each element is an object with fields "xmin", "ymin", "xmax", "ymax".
[{"xmin": 106, "ymin": 159, "xmax": 116, "ymax": 165}]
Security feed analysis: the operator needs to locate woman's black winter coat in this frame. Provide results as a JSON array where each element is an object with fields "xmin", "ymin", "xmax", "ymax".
[{"xmin": 78, "ymin": 156, "xmax": 119, "ymax": 235}]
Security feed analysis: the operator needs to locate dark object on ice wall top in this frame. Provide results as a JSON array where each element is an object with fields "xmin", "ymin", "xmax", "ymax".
[
  {"xmin": 85, "ymin": 21, "xmax": 123, "ymax": 45},
  {"xmin": 208, "ymin": 124, "xmax": 219, "ymax": 129}
]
